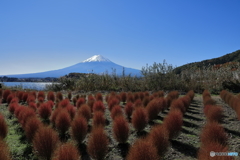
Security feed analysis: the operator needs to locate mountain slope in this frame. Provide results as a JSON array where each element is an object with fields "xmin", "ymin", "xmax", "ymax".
[
  {"xmin": 174, "ymin": 50, "xmax": 240, "ymax": 74},
  {"xmin": 2, "ymin": 55, "xmax": 142, "ymax": 78}
]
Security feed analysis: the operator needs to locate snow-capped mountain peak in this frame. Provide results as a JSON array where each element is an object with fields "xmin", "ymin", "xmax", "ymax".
[{"xmin": 82, "ymin": 55, "xmax": 111, "ymax": 62}]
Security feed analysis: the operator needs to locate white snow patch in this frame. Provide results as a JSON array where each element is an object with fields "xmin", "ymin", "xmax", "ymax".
[{"xmin": 82, "ymin": 55, "xmax": 111, "ymax": 62}]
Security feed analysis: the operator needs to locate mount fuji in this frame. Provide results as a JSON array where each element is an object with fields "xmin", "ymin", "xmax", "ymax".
[{"xmin": 2, "ymin": 55, "xmax": 142, "ymax": 78}]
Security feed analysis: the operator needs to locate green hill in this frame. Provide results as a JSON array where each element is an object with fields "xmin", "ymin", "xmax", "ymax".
[{"xmin": 174, "ymin": 49, "xmax": 240, "ymax": 74}]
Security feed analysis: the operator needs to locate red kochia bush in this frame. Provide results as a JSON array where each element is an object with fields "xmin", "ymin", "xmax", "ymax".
[
  {"xmin": 9, "ymin": 102, "xmax": 19, "ymax": 114},
  {"xmin": 206, "ymin": 106, "xmax": 223, "ymax": 122},
  {"xmin": 71, "ymin": 116, "xmax": 88, "ymax": 145},
  {"xmin": 22, "ymin": 92, "xmax": 29, "ymax": 102},
  {"xmin": 108, "ymin": 98, "xmax": 120, "ymax": 111},
  {"xmin": 55, "ymin": 110, "xmax": 71, "ymax": 135},
  {"xmin": 163, "ymin": 109, "xmax": 183, "ymax": 139},
  {"xmin": 0, "ymin": 113, "xmax": 8, "ymax": 140},
  {"xmin": 127, "ymin": 138, "xmax": 159, "ymax": 160},
  {"xmin": 53, "ymin": 142, "xmax": 81, "ymax": 160},
  {"xmin": 146, "ymin": 99, "xmax": 161, "ymax": 121},
  {"xmin": 24, "ymin": 117, "xmax": 42, "ymax": 142},
  {"xmin": 95, "ymin": 92, "xmax": 103, "ymax": 101},
  {"xmin": 124, "ymin": 102, "xmax": 134, "ymax": 118},
  {"xmin": 3, "ymin": 89, "xmax": 11, "ymax": 101},
  {"xmin": 66, "ymin": 104, "xmax": 76, "ymax": 120},
  {"xmin": 38, "ymin": 91, "xmax": 45, "ymax": 100},
  {"xmin": 198, "ymin": 142, "xmax": 234, "ymax": 160},
  {"xmin": 92, "ymin": 111, "xmax": 105, "ymax": 128},
  {"xmin": 170, "ymin": 99, "xmax": 186, "ymax": 114},
  {"xmin": 133, "ymin": 99, "xmax": 142, "ymax": 108},
  {"xmin": 78, "ymin": 104, "xmax": 91, "ymax": 121},
  {"xmin": 47, "ymin": 91, "xmax": 55, "ymax": 102},
  {"xmin": 148, "ymin": 125, "xmax": 169, "ymax": 156},
  {"xmin": 76, "ymin": 98, "xmax": 86, "ymax": 109},
  {"xmin": 87, "ymin": 127, "xmax": 109, "ymax": 160},
  {"xmin": 18, "ymin": 107, "xmax": 36, "ymax": 128},
  {"xmin": 111, "ymin": 105, "xmax": 123, "ymax": 120},
  {"xmin": 58, "ymin": 99, "xmax": 70, "ymax": 108},
  {"xmin": 6, "ymin": 93, "xmax": 15, "ymax": 104},
  {"xmin": 38, "ymin": 102, "xmax": 52, "ymax": 120},
  {"xmin": 56, "ymin": 92, "xmax": 63, "ymax": 101},
  {"xmin": 120, "ymin": 92, "xmax": 127, "ymax": 103},
  {"xmin": 51, "ymin": 108, "xmax": 61, "ymax": 125},
  {"xmin": 93, "ymin": 100, "xmax": 105, "ymax": 113},
  {"xmin": 0, "ymin": 140, "xmax": 12, "ymax": 160},
  {"xmin": 113, "ymin": 116, "xmax": 129, "ymax": 143},
  {"xmin": 131, "ymin": 107, "xmax": 148, "ymax": 132},
  {"xmin": 33, "ymin": 126, "xmax": 59, "ymax": 160},
  {"xmin": 142, "ymin": 96, "xmax": 150, "ymax": 107},
  {"xmin": 67, "ymin": 92, "xmax": 72, "ymax": 100},
  {"xmin": 200, "ymin": 122, "xmax": 228, "ymax": 147}
]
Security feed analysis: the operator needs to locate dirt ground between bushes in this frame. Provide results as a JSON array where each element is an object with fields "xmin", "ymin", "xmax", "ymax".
[{"xmin": 1, "ymin": 94, "xmax": 240, "ymax": 160}]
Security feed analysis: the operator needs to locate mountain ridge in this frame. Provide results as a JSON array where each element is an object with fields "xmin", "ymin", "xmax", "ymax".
[
  {"xmin": 1, "ymin": 55, "xmax": 142, "ymax": 78},
  {"xmin": 174, "ymin": 49, "xmax": 240, "ymax": 74}
]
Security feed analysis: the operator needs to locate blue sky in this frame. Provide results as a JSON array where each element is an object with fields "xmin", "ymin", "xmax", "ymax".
[{"xmin": 1, "ymin": 0, "xmax": 240, "ymax": 75}]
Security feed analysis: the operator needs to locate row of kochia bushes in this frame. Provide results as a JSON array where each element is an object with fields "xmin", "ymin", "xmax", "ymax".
[
  {"xmin": 220, "ymin": 90, "xmax": 240, "ymax": 120},
  {"xmin": 198, "ymin": 90, "xmax": 234, "ymax": 160},
  {"xmin": 0, "ymin": 89, "xmax": 194, "ymax": 160}
]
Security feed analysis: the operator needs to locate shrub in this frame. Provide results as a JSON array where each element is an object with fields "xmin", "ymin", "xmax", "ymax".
[
  {"xmin": 56, "ymin": 92, "xmax": 63, "ymax": 101},
  {"xmin": 22, "ymin": 92, "xmax": 29, "ymax": 102},
  {"xmin": 6, "ymin": 93, "xmax": 15, "ymax": 104},
  {"xmin": 127, "ymin": 138, "xmax": 159, "ymax": 160},
  {"xmin": 200, "ymin": 122, "xmax": 228, "ymax": 147},
  {"xmin": 47, "ymin": 91, "xmax": 55, "ymax": 102},
  {"xmin": 92, "ymin": 111, "xmax": 105, "ymax": 128},
  {"xmin": 33, "ymin": 126, "xmax": 59, "ymax": 160},
  {"xmin": 14, "ymin": 105, "xmax": 25, "ymax": 119},
  {"xmin": 124, "ymin": 102, "xmax": 134, "ymax": 118},
  {"xmin": 0, "ymin": 140, "xmax": 12, "ymax": 160},
  {"xmin": 76, "ymin": 98, "xmax": 86, "ymax": 109},
  {"xmin": 51, "ymin": 108, "xmax": 61, "ymax": 126},
  {"xmin": 206, "ymin": 106, "xmax": 223, "ymax": 122},
  {"xmin": 0, "ymin": 89, "xmax": 2, "ymax": 99},
  {"xmin": 148, "ymin": 125, "xmax": 169, "ymax": 156},
  {"xmin": 28, "ymin": 102, "xmax": 37, "ymax": 111},
  {"xmin": 113, "ymin": 116, "xmax": 129, "ymax": 143},
  {"xmin": 171, "ymin": 99, "xmax": 185, "ymax": 113},
  {"xmin": 38, "ymin": 91, "xmax": 45, "ymax": 100},
  {"xmin": 133, "ymin": 92, "xmax": 140, "ymax": 101},
  {"xmin": 58, "ymin": 99, "xmax": 70, "ymax": 108},
  {"xmin": 66, "ymin": 104, "xmax": 76, "ymax": 120},
  {"xmin": 38, "ymin": 102, "xmax": 52, "ymax": 120},
  {"xmin": 131, "ymin": 107, "xmax": 148, "ymax": 132},
  {"xmin": 142, "ymin": 96, "xmax": 150, "ymax": 107},
  {"xmin": 162, "ymin": 109, "xmax": 183, "ymax": 139},
  {"xmin": 0, "ymin": 113, "xmax": 8, "ymax": 140},
  {"xmin": 127, "ymin": 92, "xmax": 134, "ymax": 103},
  {"xmin": 87, "ymin": 95, "xmax": 95, "ymax": 111},
  {"xmin": 108, "ymin": 98, "xmax": 120, "ymax": 111},
  {"xmin": 8, "ymin": 102, "xmax": 18, "ymax": 114},
  {"xmin": 111, "ymin": 105, "xmax": 123, "ymax": 120},
  {"xmin": 78, "ymin": 104, "xmax": 91, "ymax": 121},
  {"xmin": 71, "ymin": 116, "xmax": 88, "ymax": 145},
  {"xmin": 95, "ymin": 92, "xmax": 103, "ymax": 101},
  {"xmin": 2, "ymin": 89, "xmax": 11, "ymax": 102},
  {"xmin": 67, "ymin": 92, "xmax": 72, "ymax": 100},
  {"xmin": 27, "ymin": 94, "xmax": 36, "ymax": 105},
  {"xmin": 24, "ymin": 117, "xmax": 42, "ymax": 142},
  {"xmin": 87, "ymin": 127, "xmax": 109, "ymax": 160},
  {"xmin": 55, "ymin": 110, "xmax": 71, "ymax": 135},
  {"xmin": 93, "ymin": 100, "xmax": 105, "ymax": 113},
  {"xmin": 52, "ymin": 142, "xmax": 81, "ymax": 160},
  {"xmin": 120, "ymin": 92, "xmax": 127, "ymax": 103},
  {"xmin": 133, "ymin": 99, "xmax": 142, "ymax": 108},
  {"xmin": 198, "ymin": 142, "xmax": 234, "ymax": 160},
  {"xmin": 146, "ymin": 99, "xmax": 161, "ymax": 121},
  {"xmin": 203, "ymin": 96, "xmax": 216, "ymax": 106},
  {"xmin": 18, "ymin": 107, "xmax": 36, "ymax": 128}
]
